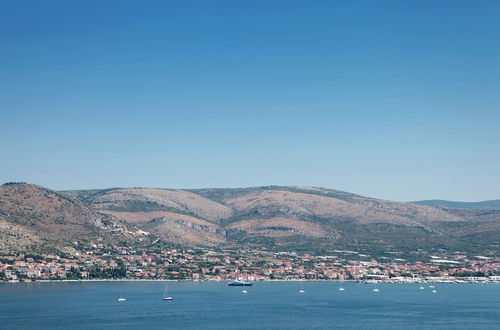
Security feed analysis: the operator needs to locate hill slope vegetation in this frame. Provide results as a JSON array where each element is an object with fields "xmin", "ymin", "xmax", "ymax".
[
  {"xmin": 0, "ymin": 183, "xmax": 149, "ymax": 254},
  {"xmin": 61, "ymin": 186, "xmax": 500, "ymax": 257}
]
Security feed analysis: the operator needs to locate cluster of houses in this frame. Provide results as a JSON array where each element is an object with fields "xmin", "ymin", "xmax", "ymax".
[{"xmin": 1, "ymin": 244, "xmax": 498, "ymax": 283}]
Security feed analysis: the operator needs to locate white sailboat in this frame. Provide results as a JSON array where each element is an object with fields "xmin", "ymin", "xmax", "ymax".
[
  {"xmin": 162, "ymin": 281, "xmax": 173, "ymax": 301},
  {"xmin": 117, "ymin": 285, "xmax": 126, "ymax": 302},
  {"xmin": 298, "ymin": 281, "xmax": 305, "ymax": 293}
]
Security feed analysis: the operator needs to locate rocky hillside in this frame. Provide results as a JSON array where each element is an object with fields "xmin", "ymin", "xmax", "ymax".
[
  {"xmin": 63, "ymin": 186, "xmax": 500, "ymax": 256},
  {"xmin": 0, "ymin": 183, "xmax": 149, "ymax": 255},
  {"xmin": 1, "ymin": 183, "xmax": 498, "ymax": 257}
]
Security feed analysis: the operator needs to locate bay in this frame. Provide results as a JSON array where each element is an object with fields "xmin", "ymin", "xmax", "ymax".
[{"xmin": 0, "ymin": 282, "xmax": 499, "ymax": 329}]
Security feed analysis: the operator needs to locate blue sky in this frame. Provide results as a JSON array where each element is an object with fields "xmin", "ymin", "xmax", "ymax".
[{"xmin": 1, "ymin": 0, "xmax": 499, "ymax": 201}]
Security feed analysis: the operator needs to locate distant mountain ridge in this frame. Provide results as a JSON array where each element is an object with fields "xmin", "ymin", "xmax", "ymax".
[{"xmin": 413, "ymin": 199, "xmax": 500, "ymax": 210}]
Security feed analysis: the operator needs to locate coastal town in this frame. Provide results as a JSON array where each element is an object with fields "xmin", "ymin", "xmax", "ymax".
[{"xmin": 1, "ymin": 242, "xmax": 499, "ymax": 284}]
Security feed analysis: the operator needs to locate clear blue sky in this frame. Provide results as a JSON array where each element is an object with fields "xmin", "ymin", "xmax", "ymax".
[{"xmin": 1, "ymin": 0, "xmax": 499, "ymax": 201}]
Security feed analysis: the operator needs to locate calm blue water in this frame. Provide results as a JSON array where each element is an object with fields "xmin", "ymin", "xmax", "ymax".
[{"xmin": 0, "ymin": 282, "xmax": 499, "ymax": 329}]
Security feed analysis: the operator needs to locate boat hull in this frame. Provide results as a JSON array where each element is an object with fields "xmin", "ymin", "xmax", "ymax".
[{"xmin": 228, "ymin": 282, "xmax": 252, "ymax": 287}]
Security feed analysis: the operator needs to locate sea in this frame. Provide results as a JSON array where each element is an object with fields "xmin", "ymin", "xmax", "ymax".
[{"xmin": 0, "ymin": 281, "xmax": 499, "ymax": 329}]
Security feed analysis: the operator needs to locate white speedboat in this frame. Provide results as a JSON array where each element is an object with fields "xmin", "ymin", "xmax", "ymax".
[{"xmin": 339, "ymin": 287, "xmax": 345, "ymax": 291}]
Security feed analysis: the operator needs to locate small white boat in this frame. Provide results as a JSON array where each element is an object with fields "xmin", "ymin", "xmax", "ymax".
[
  {"xmin": 298, "ymin": 281, "xmax": 305, "ymax": 293},
  {"xmin": 339, "ymin": 287, "xmax": 345, "ymax": 291},
  {"xmin": 432, "ymin": 289, "xmax": 437, "ymax": 293},
  {"xmin": 162, "ymin": 282, "xmax": 173, "ymax": 301},
  {"xmin": 419, "ymin": 286, "xmax": 425, "ymax": 290},
  {"xmin": 372, "ymin": 288, "xmax": 380, "ymax": 292},
  {"xmin": 242, "ymin": 290, "xmax": 248, "ymax": 294},
  {"xmin": 429, "ymin": 285, "xmax": 435, "ymax": 288},
  {"xmin": 117, "ymin": 285, "xmax": 126, "ymax": 302}
]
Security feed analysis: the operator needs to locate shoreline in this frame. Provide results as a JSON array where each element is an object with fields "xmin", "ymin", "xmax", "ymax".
[{"xmin": 2, "ymin": 279, "xmax": 499, "ymax": 284}]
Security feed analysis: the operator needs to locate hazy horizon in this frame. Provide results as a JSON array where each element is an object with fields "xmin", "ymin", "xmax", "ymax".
[{"xmin": 2, "ymin": 1, "xmax": 499, "ymax": 201}]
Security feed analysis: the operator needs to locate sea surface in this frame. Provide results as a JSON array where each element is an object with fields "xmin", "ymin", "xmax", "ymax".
[{"xmin": 0, "ymin": 281, "xmax": 499, "ymax": 329}]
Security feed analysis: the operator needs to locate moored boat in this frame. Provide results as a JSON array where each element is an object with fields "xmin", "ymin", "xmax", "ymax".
[
  {"xmin": 117, "ymin": 285, "xmax": 126, "ymax": 302},
  {"xmin": 162, "ymin": 282, "xmax": 173, "ymax": 301},
  {"xmin": 228, "ymin": 280, "xmax": 252, "ymax": 286}
]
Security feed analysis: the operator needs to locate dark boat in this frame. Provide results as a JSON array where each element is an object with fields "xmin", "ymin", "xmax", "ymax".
[{"xmin": 228, "ymin": 280, "xmax": 252, "ymax": 286}]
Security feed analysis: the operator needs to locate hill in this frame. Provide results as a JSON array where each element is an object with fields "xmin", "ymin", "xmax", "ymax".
[
  {"xmin": 62, "ymin": 185, "xmax": 500, "ymax": 257},
  {"xmin": 0, "ymin": 183, "xmax": 149, "ymax": 255},
  {"xmin": 412, "ymin": 199, "xmax": 500, "ymax": 210}
]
